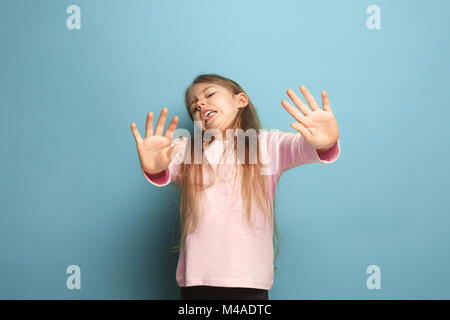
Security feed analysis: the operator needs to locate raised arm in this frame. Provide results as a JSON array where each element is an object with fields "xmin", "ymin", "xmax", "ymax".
[
  {"xmin": 265, "ymin": 130, "xmax": 340, "ymax": 176},
  {"xmin": 265, "ymin": 85, "xmax": 340, "ymax": 176},
  {"xmin": 281, "ymin": 85, "xmax": 339, "ymax": 152}
]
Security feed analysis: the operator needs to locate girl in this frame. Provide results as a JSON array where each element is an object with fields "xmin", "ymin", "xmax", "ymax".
[{"xmin": 130, "ymin": 74, "xmax": 340, "ymax": 300}]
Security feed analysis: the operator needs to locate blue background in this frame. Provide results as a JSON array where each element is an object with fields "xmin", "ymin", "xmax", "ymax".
[{"xmin": 1, "ymin": 0, "xmax": 449, "ymax": 299}]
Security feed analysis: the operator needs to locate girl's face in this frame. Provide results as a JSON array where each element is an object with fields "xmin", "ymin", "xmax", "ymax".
[{"xmin": 189, "ymin": 83, "xmax": 248, "ymax": 132}]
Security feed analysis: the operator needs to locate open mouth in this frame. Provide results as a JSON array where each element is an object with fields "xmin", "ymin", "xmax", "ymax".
[{"xmin": 204, "ymin": 110, "xmax": 217, "ymax": 123}]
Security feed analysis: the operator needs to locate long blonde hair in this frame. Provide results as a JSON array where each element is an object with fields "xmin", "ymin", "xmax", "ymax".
[{"xmin": 169, "ymin": 73, "xmax": 281, "ymax": 272}]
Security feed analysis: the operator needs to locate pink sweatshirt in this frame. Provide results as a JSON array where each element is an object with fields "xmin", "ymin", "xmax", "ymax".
[{"xmin": 142, "ymin": 130, "xmax": 340, "ymax": 290}]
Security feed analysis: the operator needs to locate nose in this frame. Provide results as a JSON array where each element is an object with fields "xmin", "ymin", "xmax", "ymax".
[{"xmin": 195, "ymin": 101, "xmax": 206, "ymax": 112}]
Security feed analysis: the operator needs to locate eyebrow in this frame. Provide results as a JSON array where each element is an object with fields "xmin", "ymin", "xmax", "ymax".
[{"xmin": 189, "ymin": 86, "xmax": 215, "ymax": 110}]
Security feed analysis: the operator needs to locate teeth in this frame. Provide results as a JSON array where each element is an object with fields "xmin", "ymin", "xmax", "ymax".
[{"xmin": 204, "ymin": 110, "xmax": 216, "ymax": 120}]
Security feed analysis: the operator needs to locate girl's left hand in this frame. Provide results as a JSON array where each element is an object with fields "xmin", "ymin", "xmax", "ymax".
[{"xmin": 281, "ymin": 85, "xmax": 339, "ymax": 151}]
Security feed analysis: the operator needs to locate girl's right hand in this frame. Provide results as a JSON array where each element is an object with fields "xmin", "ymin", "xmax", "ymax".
[{"xmin": 130, "ymin": 108, "xmax": 180, "ymax": 175}]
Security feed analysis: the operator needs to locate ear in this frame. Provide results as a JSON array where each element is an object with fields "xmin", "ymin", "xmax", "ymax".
[{"xmin": 236, "ymin": 92, "xmax": 249, "ymax": 109}]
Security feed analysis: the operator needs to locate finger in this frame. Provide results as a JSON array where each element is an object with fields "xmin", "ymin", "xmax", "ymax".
[
  {"xmin": 281, "ymin": 99, "xmax": 308, "ymax": 126},
  {"xmin": 286, "ymin": 88, "xmax": 310, "ymax": 116},
  {"xmin": 130, "ymin": 123, "xmax": 143, "ymax": 144},
  {"xmin": 155, "ymin": 108, "xmax": 168, "ymax": 136},
  {"xmin": 164, "ymin": 116, "xmax": 180, "ymax": 140},
  {"xmin": 299, "ymin": 86, "xmax": 320, "ymax": 111},
  {"xmin": 145, "ymin": 112, "xmax": 154, "ymax": 138},
  {"xmin": 290, "ymin": 121, "xmax": 313, "ymax": 138},
  {"xmin": 321, "ymin": 90, "xmax": 332, "ymax": 112}
]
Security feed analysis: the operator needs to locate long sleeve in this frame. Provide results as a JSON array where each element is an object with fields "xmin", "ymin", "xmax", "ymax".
[
  {"xmin": 264, "ymin": 130, "xmax": 340, "ymax": 178},
  {"xmin": 141, "ymin": 136, "xmax": 187, "ymax": 187},
  {"xmin": 142, "ymin": 167, "xmax": 171, "ymax": 186}
]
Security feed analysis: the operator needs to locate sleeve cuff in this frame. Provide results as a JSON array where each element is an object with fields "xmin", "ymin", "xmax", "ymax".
[
  {"xmin": 141, "ymin": 167, "xmax": 171, "ymax": 187},
  {"xmin": 315, "ymin": 139, "xmax": 340, "ymax": 164}
]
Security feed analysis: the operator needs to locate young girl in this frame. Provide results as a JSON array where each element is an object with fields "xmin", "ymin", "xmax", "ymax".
[{"xmin": 130, "ymin": 74, "xmax": 340, "ymax": 300}]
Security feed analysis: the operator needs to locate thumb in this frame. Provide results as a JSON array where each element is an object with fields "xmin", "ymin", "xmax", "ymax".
[{"xmin": 290, "ymin": 122, "xmax": 312, "ymax": 138}]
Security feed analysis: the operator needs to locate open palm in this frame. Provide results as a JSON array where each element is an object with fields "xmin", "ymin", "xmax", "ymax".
[{"xmin": 281, "ymin": 85, "xmax": 339, "ymax": 151}]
